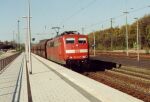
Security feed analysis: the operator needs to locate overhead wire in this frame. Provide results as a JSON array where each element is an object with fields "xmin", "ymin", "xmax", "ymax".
[
  {"xmin": 59, "ymin": 2, "xmax": 150, "ymax": 34},
  {"xmin": 82, "ymin": 4, "xmax": 150, "ymax": 31},
  {"xmin": 59, "ymin": 0, "xmax": 97, "ymax": 26}
]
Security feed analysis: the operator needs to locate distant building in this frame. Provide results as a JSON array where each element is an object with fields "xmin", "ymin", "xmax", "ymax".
[
  {"xmin": 0, "ymin": 41, "xmax": 13, "ymax": 51},
  {"xmin": 0, "ymin": 41, "xmax": 3, "ymax": 45}
]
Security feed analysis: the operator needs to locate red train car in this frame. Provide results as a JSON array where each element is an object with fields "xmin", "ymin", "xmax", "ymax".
[
  {"xmin": 31, "ymin": 39, "xmax": 49, "ymax": 58},
  {"xmin": 38, "ymin": 39, "xmax": 49, "ymax": 58},
  {"xmin": 32, "ymin": 31, "xmax": 89, "ymax": 66}
]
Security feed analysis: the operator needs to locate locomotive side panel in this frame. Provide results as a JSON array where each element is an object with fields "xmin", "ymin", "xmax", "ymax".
[
  {"xmin": 58, "ymin": 37, "xmax": 65, "ymax": 62},
  {"xmin": 46, "ymin": 37, "xmax": 66, "ymax": 64}
]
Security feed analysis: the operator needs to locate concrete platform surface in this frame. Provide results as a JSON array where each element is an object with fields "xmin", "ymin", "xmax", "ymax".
[
  {"xmin": 29, "ymin": 54, "xmax": 91, "ymax": 102},
  {"xmin": 0, "ymin": 53, "xmax": 26, "ymax": 102},
  {"xmin": 33, "ymin": 54, "xmax": 143, "ymax": 102}
]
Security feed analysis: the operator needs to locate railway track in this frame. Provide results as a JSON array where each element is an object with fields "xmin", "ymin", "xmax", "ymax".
[
  {"xmin": 82, "ymin": 66, "xmax": 150, "ymax": 102},
  {"xmin": 96, "ymin": 51, "xmax": 150, "ymax": 60},
  {"xmin": 112, "ymin": 66, "xmax": 150, "ymax": 80}
]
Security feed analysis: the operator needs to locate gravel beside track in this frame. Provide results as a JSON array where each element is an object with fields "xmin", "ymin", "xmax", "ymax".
[
  {"xmin": 82, "ymin": 66, "xmax": 150, "ymax": 102},
  {"xmin": 90, "ymin": 53, "xmax": 150, "ymax": 69}
]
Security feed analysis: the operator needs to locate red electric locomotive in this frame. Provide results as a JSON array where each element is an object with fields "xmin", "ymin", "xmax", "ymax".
[{"xmin": 32, "ymin": 31, "xmax": 89, "ymax": 66}]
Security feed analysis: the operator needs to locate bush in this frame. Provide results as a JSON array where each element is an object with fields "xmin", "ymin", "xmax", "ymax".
[{"xmin": 145, "ymin": 49, "xmax": 149, "ymax": 54}]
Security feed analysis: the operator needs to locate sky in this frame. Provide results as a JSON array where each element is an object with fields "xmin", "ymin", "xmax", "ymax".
[{"xmin": 0, "ymin": 0, "xmax": 150, "ymax": 43}]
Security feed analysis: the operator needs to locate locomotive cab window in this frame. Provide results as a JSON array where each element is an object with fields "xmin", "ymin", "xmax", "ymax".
[
  {"xmin": 47, "ymin": 41, "xmax": 54, "ymax": 47},
  {"xmin": 66, "ymin": 38, "xmax": 75, "ymax": 44},
  {"xmin": 78, "ymin": 38, "xmax": 86, "ymax": 44}
]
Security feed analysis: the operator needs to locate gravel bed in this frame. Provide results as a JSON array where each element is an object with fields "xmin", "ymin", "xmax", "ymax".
[{"xmin": 83, "ymin": 70, "xmax": 150, "ymax": 102}]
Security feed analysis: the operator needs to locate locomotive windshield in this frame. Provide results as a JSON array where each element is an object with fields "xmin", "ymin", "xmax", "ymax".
[
  {"xmin": 78, "ymin": 38, "xmax": 86, "ymax": 44},
  {"xmin": 66, "ymin": 38, "xmax": 75, "ymax": 44}
]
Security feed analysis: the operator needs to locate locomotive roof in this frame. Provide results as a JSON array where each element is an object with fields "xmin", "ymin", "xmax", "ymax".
[
  {"xmin": 60, "ymin": 31, "xmax": 80, "ymax": 36},
  {"xmin": 48, "ymin": 31, "xmax": 80, "ymax": 40},
  {"xmin": 62, "ymin": 31, "xmax": 79, "ymax": 34},
  {"xmin": 39, "ymin": 31, "xmax": 86, "ymax": 44}
]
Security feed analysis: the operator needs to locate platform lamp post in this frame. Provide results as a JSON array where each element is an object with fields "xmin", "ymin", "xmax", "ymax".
[
  {"xmin": 25, "ymin": 27, "xmax": 28, "ymax": 62},
  {"xmin": 27, "ymin": 0, "xmax": 32, "ymax": 74},
  {"xmin": 15, "ymin": 32, "xmax": 17, "ymax": 50},
  {"xmin": 134, "ymin": 18, "xmax": 140, "ymax": 61},
  {"xmin": 22, "ymin": 16, "xmax": 32, "ymax": 62},
  {"xmin": 17, "ymin": 20, "xmax": 20, "ymax": 51},
  {"xmin": 123, "ymin": 11, "xmax": 129, "ymax": 56}
]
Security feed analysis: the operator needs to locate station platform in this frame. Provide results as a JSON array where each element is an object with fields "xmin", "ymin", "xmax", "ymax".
[
  {"xmin": 0, "ymin": 53, "xmax": 27, "ymax": 102},
  {"xmin": 0, "ymin": 53, "xmax": 144, "ymax": 102}
]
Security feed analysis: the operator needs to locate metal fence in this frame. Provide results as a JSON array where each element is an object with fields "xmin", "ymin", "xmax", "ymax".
[{"xmin": 0, "ymin": 52, "xmax": 21, "ymax": 72}]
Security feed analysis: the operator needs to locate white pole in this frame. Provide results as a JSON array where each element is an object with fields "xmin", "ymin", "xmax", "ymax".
[
  {"xmin": 123, "ymin": 12, "xmax": 129, "ymax": 56},
  {"xmin": 125, "ymin": 12, "xmax": 129, "ymax": 56},
  {"xmin": 22, "ymin": 17, "xmax": 29, "ymax": 62},
  {"xmin": 17, "ymin": 20, "xmax": 20, "ymax": 51},
  {"xmin": 26, "ymin": 27, "xmax": 28, "ymax": 62},
  {"xmin": 28, "ymin": 0, "xmax": 32, "ymax": 74},
  {"xmin": 93, "ymin": 31, "xmax": 95, "ymax": 56},
  {"xmin": 134, "ymin": 18, "xmax": 140, "ymax": 61},
  {"xmin": 24, "ymin": 28, "xmax": 28, "ymax": 61},
  {"xmin": 136, "ymin": 18, "xmax": 140, "ymax": 61}
]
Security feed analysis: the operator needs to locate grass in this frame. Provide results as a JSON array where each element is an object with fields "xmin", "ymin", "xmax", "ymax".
[{"xmin": 0, "ymin": 51, "xmax": 4, "ymax": 56}]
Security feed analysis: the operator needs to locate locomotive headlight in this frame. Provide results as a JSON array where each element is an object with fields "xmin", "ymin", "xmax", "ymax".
[
  {"xmin": 69, "ymin": 56, "xmax": 73, "ymax": 59},
  {"xmin": 82, "ymin": 56, "xmax": 87, "ymax": 58}
]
